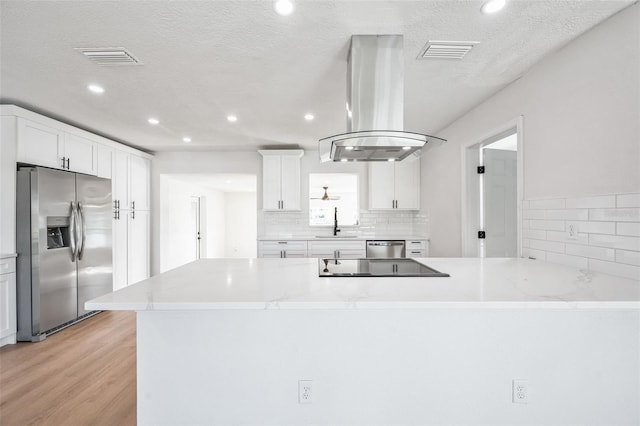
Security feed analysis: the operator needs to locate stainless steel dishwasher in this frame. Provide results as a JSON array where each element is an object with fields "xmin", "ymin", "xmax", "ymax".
[{"xmin": 366, "ymin": 240, "xmax": 406, "ymax": 258}]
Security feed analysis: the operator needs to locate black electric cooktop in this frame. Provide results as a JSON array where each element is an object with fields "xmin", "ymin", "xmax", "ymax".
[{"xmin": 318, "ymin": 258, "xmax": 449, "ymax": 277}]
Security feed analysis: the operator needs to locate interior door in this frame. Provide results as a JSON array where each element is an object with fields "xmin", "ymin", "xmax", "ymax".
[
  {"xmin": 76, "ymin": 174, "xmax": 113, "ymax": 315},
  {"xmin": 483, "ymin": 148, "xmax": 517, "ymax": 257},
  {"xmin": 189, "ymin": 196, "xmax": 201, "ymax": 261}
]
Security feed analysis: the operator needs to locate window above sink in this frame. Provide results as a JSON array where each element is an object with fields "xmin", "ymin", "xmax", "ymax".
[{"xmin": 309, "ymin": 173, "xmax": 359, "ymax": 227}]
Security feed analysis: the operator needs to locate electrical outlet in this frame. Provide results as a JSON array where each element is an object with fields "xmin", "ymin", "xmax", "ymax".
[
  {"xmin": 567, "ymin": 222, "xmax": 578, "ymax": 240},
  {"xmin": 298, "ymin": 380, "xmax": 312, "ymax": 404},
  {"xmin": 512, "ymin": 379, "xmax": 529, "ymax": 404}
]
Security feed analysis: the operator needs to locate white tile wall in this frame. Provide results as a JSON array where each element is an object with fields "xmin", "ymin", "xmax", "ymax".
[
  {"xmin": 260, "ymin": 210, "xmax": 428, "ymax": 237},
  {"xmin": 522, "ymin": 193, "xmax": 640, "ymax": 280}
]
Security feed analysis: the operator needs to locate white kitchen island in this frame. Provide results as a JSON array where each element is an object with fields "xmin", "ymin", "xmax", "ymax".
[{"xmin": 87, "ymin": 258, "xmax": 640, "ymax": 426}]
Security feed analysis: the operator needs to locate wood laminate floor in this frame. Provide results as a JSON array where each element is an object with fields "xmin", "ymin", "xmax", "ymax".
[{"xmin": 0, "ymin": 311, "xmax": 136, "ymax": 426}]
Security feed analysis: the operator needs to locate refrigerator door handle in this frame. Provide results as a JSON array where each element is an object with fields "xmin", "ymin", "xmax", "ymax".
[
  {"xmin": 77, "ymin": 202, "xmax": 87, "ymax": 260},
  {"xmin": 70, "ymin": 201, "xmax": 78, "ymax": 262}
]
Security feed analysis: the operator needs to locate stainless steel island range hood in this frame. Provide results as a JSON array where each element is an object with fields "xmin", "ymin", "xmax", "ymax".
[{"xmin": 319, "ymin": 35, "xmax": 445, "ymax": 162}]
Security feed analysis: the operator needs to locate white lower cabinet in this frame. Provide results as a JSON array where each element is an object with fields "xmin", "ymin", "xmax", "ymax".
[
  {"xmin": 0, "ymin": 258, "xmax": 17, "ymax": 347},
  {"xmin": 307, "ymin": 240, "xmax": 366, "ymax": 259},
  {"xmin": 113, "ymin": 211, "xmax": 129, "ymax": 291},
  {"xmin": 113, "ymin": 209, "xmax": 151, "ymax": 289},
  {"xmin": 128, "ymin": 210, "xmax": 150, "ymax": 285},
  {"xmin": 406, "ymin": 240, "xmax": 429, "ymax": 257},
  {"xmin": 258, "ymin": 239, "xmax": 427, "ymax": 259},
  {"xmin": 258, "ymin": 240, "xmax": 308, "ymax": 258}
]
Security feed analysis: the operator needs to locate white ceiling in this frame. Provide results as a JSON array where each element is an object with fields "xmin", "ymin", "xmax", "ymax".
[{"xmin": 0, "ymin": 0, "xmax": 633, "ymax": 154}]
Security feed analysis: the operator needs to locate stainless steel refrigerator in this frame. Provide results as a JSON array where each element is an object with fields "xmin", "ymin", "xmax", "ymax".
[{"xmin": 16, "ymin": 167, "xmax": 112, "ymax": 341}]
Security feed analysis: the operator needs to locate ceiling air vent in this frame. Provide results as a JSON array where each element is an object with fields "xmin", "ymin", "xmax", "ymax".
[
  {"xmin": 417, "ymin": 41, "xmax": 479, "ymax": 60},
  {"xmin": 74, "ymin": 47, "xmax": 142, "ymax": 66}
]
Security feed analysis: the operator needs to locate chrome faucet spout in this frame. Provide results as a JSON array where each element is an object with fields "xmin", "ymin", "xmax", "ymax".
[{"xmin": 333, "ymin": 207, "xmax": 340, "ymax": 236}]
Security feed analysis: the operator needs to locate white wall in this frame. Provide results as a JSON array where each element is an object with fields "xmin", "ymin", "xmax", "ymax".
[
  {"xmin": 151, "ymin": 151, "xmax": 261, "ymax": 274},
  {"xmin": 159, "ymin": 176, "xmax": 226, "ymax": 272},
  {"xmin": 422, "ymin": 4, "xmax": 640, "ymax": 256},
  {"xmin": 224, "ymin": 192, "xmax": 257, "ymax": 258}
]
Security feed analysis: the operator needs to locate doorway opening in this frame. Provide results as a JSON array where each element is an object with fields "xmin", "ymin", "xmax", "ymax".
[
  {"xmin": 462, "ymin": 117, "xmax": 523, "ymax": 258},
  {"xmin": 159, "ymin": 174, "xmax": 257, "ymax": 273}
]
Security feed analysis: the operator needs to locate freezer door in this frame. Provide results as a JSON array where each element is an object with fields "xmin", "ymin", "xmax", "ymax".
[
  {"xmin": 76, "ymin": 174, "xmax": 113, "ymax": 316},
  {"xmin": 17, "ymin": 168, "xmax": 79, "ymax": 336}
]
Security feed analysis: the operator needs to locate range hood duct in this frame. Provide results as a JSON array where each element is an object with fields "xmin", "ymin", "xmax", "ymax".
[{"xmin": 319, "ymin": 35, "xmax": 445, "ymax": 162}]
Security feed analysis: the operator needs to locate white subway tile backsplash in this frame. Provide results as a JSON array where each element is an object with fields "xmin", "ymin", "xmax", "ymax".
[
  {"xmin": 522, "ymin": 248, "xmax": 546, "ymax": 260},
  {"xmin": 589, "ymin": 208, "xmax": 640, "ymax": 222},
  {"xmin": 617, "ymin": 222, "xmax": 640, "ymax": 237},
  {"xmin": 617, "ymin": 193, "xmax": 640, "ymax": 208},
  {"xmin": 546, "ymin": 252, "xmax": 588, "ymax": 269},
  {"xmin": 589, "ymin": 234, "xmax": 640, "ymax": 251},
  {"xmin": 565, "ymin": 195, "xmax": 615, "ymax": 209},
  {"xmin": 525, "ymin": 238, "xmax": 564, "ymax": 254},
  {"xmin": 523, "ymin": 193, "xmax": 639, "ymax": 280},
  {"xmin": 565, "ymin": 243, "xmax": 615, "ymax": 262},
  {"xmin": 577, "ymin": 221, "xmax": 616, "ymax": 235},
  {"xmin": 529, "ymin": 199, "xmax": 565, "ymax": 209},
  {"xmin": 616, "ymin": 250, "xmax": 640, "ymax": 267},
  {"xmin": 522, "ymin": 209, "xmax": 546, "ymax": 220},
  {"xmin": 523, "ymin": 229, "xmax": 546, "ymax": 240},
  {"xmin": 588, "ymin": 259, "xmax": 640, "ymax": 281},
  {"xmin": 529, "ymin": 220, "xmax": 565, "ymax": 231},
  {"xmin": 545, "ymin": 209, "xmax": 589, "ymax": 220},
  {"xmin": 546, "ymin": 230, "xmax": 589, "ymax": 245}
]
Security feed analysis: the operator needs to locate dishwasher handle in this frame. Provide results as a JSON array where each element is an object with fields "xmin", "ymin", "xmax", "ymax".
[{"xmin": 367, "ymin": 242, "xmax": 405, "ymax": 246}]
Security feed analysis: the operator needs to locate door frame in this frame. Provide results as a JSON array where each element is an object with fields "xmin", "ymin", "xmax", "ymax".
[{"xmin": 460, "ymin": 116, "xmax": 524, "ymax": 258}]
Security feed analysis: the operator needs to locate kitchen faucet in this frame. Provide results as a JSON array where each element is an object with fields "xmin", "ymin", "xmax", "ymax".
[{"xmin": 333, "ymin": 207, "xmax": 340, "ymax": 236}]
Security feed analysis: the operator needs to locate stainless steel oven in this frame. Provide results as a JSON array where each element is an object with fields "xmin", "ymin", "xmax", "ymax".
[{"xmin": 366, "ymin": 240, "xmax": 406, "ymax": 258}]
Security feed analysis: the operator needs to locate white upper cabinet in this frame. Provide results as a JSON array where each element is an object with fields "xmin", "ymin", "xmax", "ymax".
[
  {"xmin": 259, "ymin": 150, "xmax": 303, "ymax": 211},
  {"xmin": 96, "ymin": 143, "xmax": 113, "ymax": 179},
  {"xmin": 113, "ymin": 150, "xmax": 130, "ymax": 209},
  {"xmin": 129, "ymin": 154, "xmax": 151, "ymax": 211},
  {"xmin": 16, "ymin": 118, "xmax": 98, "ymax": 175},
  {"xmin": 16, "ymin": 118, "xmax": 64, "ymax": 170},
  {"xmin": 369, "ymin": 156, "xmax": 420, "ymax": 210},
  {"xmin": 64, "ymin": 133, "xmax": 98, "ymax": 175}
]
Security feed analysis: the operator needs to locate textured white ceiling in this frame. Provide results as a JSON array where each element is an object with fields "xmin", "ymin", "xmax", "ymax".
[{"xmin": 0, "ymin": 0, "xmax": 634, "ymax": 153}]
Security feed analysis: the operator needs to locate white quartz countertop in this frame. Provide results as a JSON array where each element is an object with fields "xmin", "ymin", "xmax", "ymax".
[
  {"xmin": 258, "ymin": 235, "xmax": 429, "ymax": 241},
  {"xmin": 0, "ymin": 253, "xmax": 17, "ymax": 259},
  {"xmin": 87, "ymin": 258, "xmax": 640, "ymax": 311}
]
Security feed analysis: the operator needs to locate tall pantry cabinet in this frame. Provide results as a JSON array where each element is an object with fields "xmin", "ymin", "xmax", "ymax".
[{"xmin": 111, "ymin": 152, "xmax": 151, "ymax": 289}]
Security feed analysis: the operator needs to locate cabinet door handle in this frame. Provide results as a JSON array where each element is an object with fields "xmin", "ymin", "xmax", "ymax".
[
  {"xmin": 131, "ymin": 210, "xmax": 135, "ymax": 219},
  {"xmin": 61, "ymin": 156, "xmax": 66, "ymax": 168},
  {"xmin": 66, "ymin": 158, "xmax": 70, "ymax": 170},
  {"xmin": 278, "ymin": 241, "xmax": 287, "ymax": 245}
]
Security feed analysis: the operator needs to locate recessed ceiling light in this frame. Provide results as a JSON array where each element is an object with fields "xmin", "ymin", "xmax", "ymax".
[
  {"xmin": 340, "ymin": 159, "xmax": 348, "ymax": 162},
  {"xmin": 225, "ymin": 180, "xmax": 232, "ymax": 184},
  {"xmin": 183, "ymin": 137, "xmax": 191, "ymax": 143},
  {"xmin": 227, "ymin": 115, "xmax": 238, "ymax": 123},
  {"xmin": 481, "ymin": 0, "xmax": 506, "ymax": 14},
  {"xmin": 87, "ymin": 84, "xmax": 104, "ymax": 94},
  {"xmin": 304, "ymin": 113, "xmax": 314, "ymax": 121},
  {"xmin": 402, "ymin": 146, "xmax": 411, "ymax": 150},
  {"xmin": 274, "ymin": 0, "xmax": 294, "ymax": 16},
  {"xmin": 345, "ymin": 146, "xmax": 354, "ymax": 151},
  {"xmin": 388, "ymin": 158, "xmax": 396, "ymax": 162},
  {"xmin": 148, "ymin": 118, "xmax": 159, "ymax": 125}
]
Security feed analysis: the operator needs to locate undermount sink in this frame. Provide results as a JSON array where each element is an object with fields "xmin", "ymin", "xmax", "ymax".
[{"xmin": 315, "ymin": 235, "xmax": 358, "ymax": 238}]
